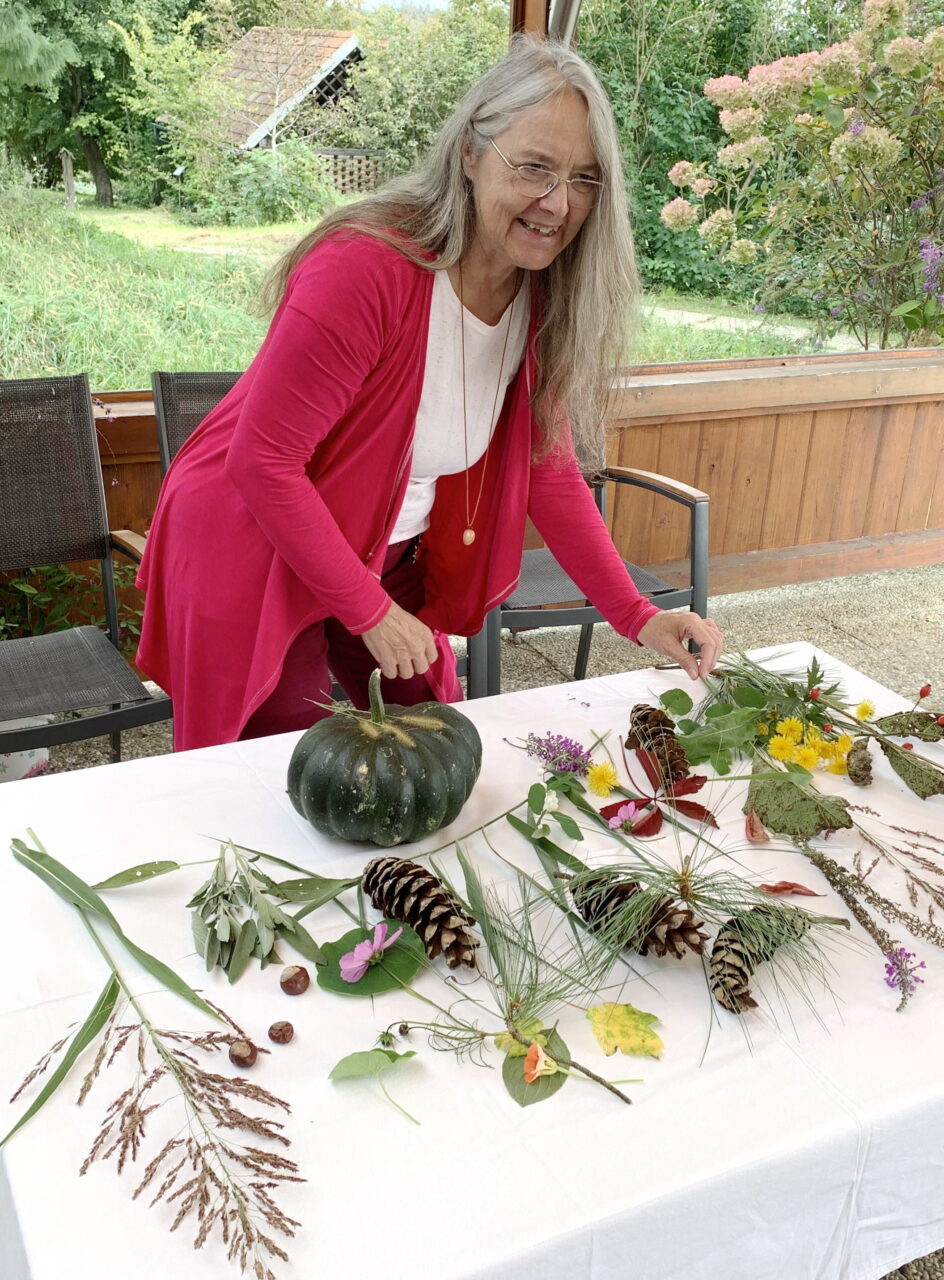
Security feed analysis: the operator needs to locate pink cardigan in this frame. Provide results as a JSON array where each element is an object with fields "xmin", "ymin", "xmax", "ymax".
[{"xmin": 137, "ymin": 233, "xmax": 659, "ymax": 749}]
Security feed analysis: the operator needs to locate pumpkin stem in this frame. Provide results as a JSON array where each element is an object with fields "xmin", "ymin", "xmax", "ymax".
[{"xmin": 368, "ymin": 667, "xmax": 387, "ymax": 725}]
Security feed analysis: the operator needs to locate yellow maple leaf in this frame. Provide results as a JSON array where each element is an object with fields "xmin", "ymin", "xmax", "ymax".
[
  {"xmin": 494, "ymin": 1018, "xmax": 548, "ymax": 1058},
  {"xmin": 587, "ymin": 1002, "xmax": 663, "ymax": 1059}
]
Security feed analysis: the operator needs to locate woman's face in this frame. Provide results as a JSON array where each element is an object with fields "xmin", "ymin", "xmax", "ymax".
[{"xmin": 463, "ymin": 89, "xmax": 598, "ymax": 277}]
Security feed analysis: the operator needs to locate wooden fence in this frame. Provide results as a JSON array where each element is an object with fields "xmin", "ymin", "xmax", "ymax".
[{"xmin": 94, "ymin": 347, "xmax": 944, "ymax": 596}]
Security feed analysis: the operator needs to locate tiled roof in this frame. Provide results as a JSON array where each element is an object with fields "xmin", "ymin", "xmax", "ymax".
[{"xmin": 219, "ymin": 27, "xmax": 359, "ymax": 148}]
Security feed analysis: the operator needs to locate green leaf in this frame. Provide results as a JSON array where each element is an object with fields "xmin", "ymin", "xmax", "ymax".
[
  {"xmin": 745, "ymin": 770, "xmax": 853, "ymax": 840},
  {"xmin": 328, "ymin": 1047, "xmax": 416, "ymax": 1080},
  {"xmin": 677, "ymin": 718, "xmax": 700, "ymax": 735},
  {"xmin": 549, "ymin": 811, "xmax": 582, "ymax": 841},
  {"xmin": 874, "ymin": 712, "xmax": 944, "ymax": 743},
  {"xmin": 527, "ymin": 783, "xmax": 546, "ymax": 815},
  {"xmin": 280, "ymin": 914, "xmax": 324, "ymax": 964},
  {"xmin": 823, "ymin": 102, "xmax": 846, "ymax": 128},
  {"xmin": 272, "ymin": 874, "xmax": 360, "ymax": 905},
  {"xmin": 587, "ymin": 1002, "xmax": 663, "ymax": 1058},
  {"xmin": 0, "ymin": 976, "xmax": 120, "ymax": 1148},
  {"xmin": 891, "ymin": 299, "xmax": 924, "ymax": 317},
  {"xmin": 13, "ymin": 840, "xmax": 219, "ymax": 1021},
  {"xmin": 494, "ymin": 1018, "xmax": 547, "ymax": 1058},
  {"xmin": 659, "ymin": 689, "xmax": 693, "ymax": 715},
  {"xmin": 731, "ymin": 685, "xmax": 767, "ymax": 710},
  {"xmin": 705, "ymin": 702, "xmax": 735, "ymax": 719},
  {"xmin": 93, "ymin": 861, "xmax": 180, "ymax": 890},
  {"xmin": 227, "ymin": 918, "xmax": 258, "ymax": 983},
  {"xmin": 506, "ymin": 813, "xmax": 588, "ymax": 874},
  {"xmin": 191, "ymin": 910, "xmax": 210, "ymax": 961},
  {"xmin": 502, "ymin": 1028, "xmax": 569, "ymax": 1108},
  {"xmin": 316, "ymin": 923, "xmax": 425, "ymax": 996},
  {"xmin": 880, "ymin": 742, "xmax": 944, "ymax": 800}
]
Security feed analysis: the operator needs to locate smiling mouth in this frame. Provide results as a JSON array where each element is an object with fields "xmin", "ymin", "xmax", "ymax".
[{"xmin": 518, "ymin": 218, "xmax": 559, "ymax": 238}]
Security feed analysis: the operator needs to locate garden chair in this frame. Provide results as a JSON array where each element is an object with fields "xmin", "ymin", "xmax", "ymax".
[
  {"xmin": 151, "ymin": 370, "xmax": 242, "ymax": 472},
  {"xmin": 0, "ymin": 374, "xmax": 172, "ymax": 760},
  {"xmin": 465, "ymin": 468, "xmax": 710, "ymax": 697}
]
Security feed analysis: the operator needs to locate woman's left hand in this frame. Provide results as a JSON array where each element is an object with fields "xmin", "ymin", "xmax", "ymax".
[{"xmin": 636, "ymin": 611, "xmax": 724, "ymax": 682}]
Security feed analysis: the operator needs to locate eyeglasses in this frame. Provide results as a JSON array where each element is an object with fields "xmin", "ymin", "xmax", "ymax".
[{"xmin": 486, "ymin": 137, "xmax": 603, "ymax": 207}]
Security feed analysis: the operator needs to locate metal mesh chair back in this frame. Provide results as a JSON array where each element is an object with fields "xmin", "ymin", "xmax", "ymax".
[
  {"xmin": 152, "ymin": 371, "xmax": 242, "ymax": 473},
  {"xmin": 0, "ymin": 374, "xmax": 109, "ymax": 572}
]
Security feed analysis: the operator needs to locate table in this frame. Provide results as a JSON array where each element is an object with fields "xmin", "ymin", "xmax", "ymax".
[{"xmin": 1, "ymin": 644, "xmax": 943, "ymax": 1280}]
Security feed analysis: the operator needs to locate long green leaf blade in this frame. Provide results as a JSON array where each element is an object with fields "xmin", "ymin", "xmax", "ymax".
[
  {"xmin": 120, "ymin": 935, "xmax": 220, "ymax": 1018},
  {"xmin": 93, "ymin": 861, "xmax": 180, "ymax": 890},
  {"xmin": 12, "ymin": 841, "xmax": 121, "ymax": 927},
  {"xmin": 0, "ymin": 976, "xmax": 120, "ymax": 1148}
]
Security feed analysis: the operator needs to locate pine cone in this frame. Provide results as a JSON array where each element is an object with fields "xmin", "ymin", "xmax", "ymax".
[
  {"xmin": 572, "ymin": 871, "xmax": 706, "ymax": 959},
  {"xmin": 624, "ymin": 704, "xmax": 690, "ymax": 785},
  {"xmin": 847, "ymin": 736, "xmax": 873, "ymax": 787},
  {"xmin": 362, "ymin": 856, "xmax": 479, "ymax": 969},
  {"xmin": 709, "ymin": 906, "xmax": 810, "ymax": 1014}
]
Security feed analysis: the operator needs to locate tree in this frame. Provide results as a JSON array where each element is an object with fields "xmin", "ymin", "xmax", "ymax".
[
  {"xmin": 307, "ymin": 0, "xmax": 507, "ymax": 173},
  {"xmin": 0, "ymin": 0, "xmax": 188, "ymax": 204},
  {"xmin": 659, "ymin": 0, "xmax": 944, "ymax": 346}
]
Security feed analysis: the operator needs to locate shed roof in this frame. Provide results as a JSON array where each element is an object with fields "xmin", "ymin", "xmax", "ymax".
[{"xmin": 220, "ymin": 27, "xmax": 359, "ymax": 149}]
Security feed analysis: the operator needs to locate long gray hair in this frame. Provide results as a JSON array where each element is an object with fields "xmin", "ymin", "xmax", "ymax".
[{"xmin": 262, "ymin": 35, "xmax": 638, "ymax": 463}]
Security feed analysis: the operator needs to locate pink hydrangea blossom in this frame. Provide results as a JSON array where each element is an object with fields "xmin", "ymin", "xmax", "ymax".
[
  {"xmin": 703, "ymin": 74, "xmax": 752, "ymax": 109},
  {"xmin": 698, "ymin": 207, "xmax": 737, "ymax": 247},
  {"xmin": 863, "ymin": 0, "xmax": 908, "ymax": 32},
  {"xmin": 884, "ymin": 36, "xmax": 926, "ymax": 73},
  {"xmin": 747, "ymin": 52, "xmax": 819, "ymax": 110},
  {"xmin": 926, "ymin": 27, "xmax": 944, "ymax": 62},
  {"xmin": 719, "ymin": 107, "xmax": 764, "ymax": 140},
  {"xmin": 667, "ymin": 160, "xmax": 696, "ymax": 187},
  {"xmin": 691, "ymin": 177, "xmax": 715, "ymax": 197},
  {"xmin": 660, "ymin": 197, "xmax": 699, "ymax": 231},
  {"xmin": 717, "ymin": 134, "xmax": 773, "ymax": 170},
  {"xmin": 815, "ymin": 41, "xmax": 863, "ymax": 87}
]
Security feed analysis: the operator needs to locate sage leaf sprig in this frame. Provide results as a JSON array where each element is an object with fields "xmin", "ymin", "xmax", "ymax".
[{"xmin": 188, "ymin": 841, "xmax": 324, "ymax": 982}]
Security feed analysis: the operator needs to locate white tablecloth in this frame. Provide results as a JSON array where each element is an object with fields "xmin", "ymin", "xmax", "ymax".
[{"xmin": 1, "ymin": 644, "xmax": 942, "ymax": 1280}]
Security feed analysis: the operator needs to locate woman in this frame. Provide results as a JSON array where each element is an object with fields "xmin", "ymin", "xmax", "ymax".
[{"xmin": 137, "ymin": 35, "xmax": 723, "ymax": 751}]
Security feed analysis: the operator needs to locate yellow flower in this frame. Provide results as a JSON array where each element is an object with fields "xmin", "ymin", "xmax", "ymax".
[
  {"xmin": 836, "ymin": 733, "xmax": 854, "ymax": 755},
  {"xmin": 768, "ymin": 735, "xmax": 794, "ymax": 761},
  {"xmin": 855, "ymin": 700, "xmax": 876, "ymax": 721},
  {"xmin": 827, "ymin": 758, "xmax": 848, "ymax": 775},
  {"xmin": 817, "ymin": 739, "xmax": 839, "ymax": 761},
  {"xmin": 791, "ymin": 745, "xmax": 820, "ymax": 770},
  {"xmin": 587, "ymin": 761, "xmax": 619, "ymax": 798},
  {"xmin": 776, "ymin": 717, "xmax": 804, "ymax": 742},
  {"xmin": 755, "ymin": 722, "xmax": 770, "ymax": 735}
]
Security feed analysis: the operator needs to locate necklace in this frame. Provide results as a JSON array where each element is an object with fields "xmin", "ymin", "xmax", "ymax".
[{"xmin": 458, "ymin": 264, "xmax": 517, "ymax": 546}]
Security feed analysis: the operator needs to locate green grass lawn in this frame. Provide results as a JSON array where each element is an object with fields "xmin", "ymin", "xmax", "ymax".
[{"xmin": 0, "ymin": 193, "xmax": 810, "ymax": 390}]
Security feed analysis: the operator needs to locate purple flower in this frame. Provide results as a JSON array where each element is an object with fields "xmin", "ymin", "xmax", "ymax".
[
  {"xmin": 847, "ymin": 117, "xmax": 866, "ymax": 136},
  {"xmin": 524, "ymin": 732, "xmax": 592, "ymax": 775},
  {"xmin": 607, "ymin": 801, "xmax": 640, "ymax": 830},
  {"xmin": 918, "ymin": 237, "xmax": 944, "ymax": 296},
  {"xmin": 884, "ymin": 947, "xmax": 926, "ymax": 1011},
  {"xmin": 753, "ymin": 303, "xmax": 766, "ymax": 313},
  {"xmin": 339, "ymin": 921, "xmax": 403, "ymax": 984},
  {"xmin": 829, "ymin": 306, "xmax": 843, "ymax": 318}
]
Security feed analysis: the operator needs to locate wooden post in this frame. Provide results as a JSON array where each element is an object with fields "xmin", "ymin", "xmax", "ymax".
[
  {"xmin": 510, "ymin": 0, "xmax": 549, "ymax": 36},
  {"xmin": 59, "ymin": 148, "xmax": 76, "ymax": 209}
]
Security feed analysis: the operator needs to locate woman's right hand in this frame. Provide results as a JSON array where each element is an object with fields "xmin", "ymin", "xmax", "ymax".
[{"xmin": 362, "ymin": 602, "xmax": 439, "ymax": 680}]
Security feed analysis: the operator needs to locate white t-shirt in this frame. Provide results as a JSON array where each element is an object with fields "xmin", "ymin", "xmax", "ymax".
[{"xmin": 390, "ymin": 269, "xmax": 529, "ymax": 543}]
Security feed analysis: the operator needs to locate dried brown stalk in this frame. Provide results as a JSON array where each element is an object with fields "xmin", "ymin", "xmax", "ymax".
[{"xmin": 12, "ymin": 927, "xmax": 302, "ymax": 1279}]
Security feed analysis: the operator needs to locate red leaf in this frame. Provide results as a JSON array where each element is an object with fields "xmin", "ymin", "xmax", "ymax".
[
  {"xmin": 665, "ymin": 798, "xmax": 719, "ymax": 827},
  {"xmin": 665, "ymin": 774, "xmax": 708, "ymax": 798},
  {"xmin": 634, "ymin": 748, "xmax": 664, "ymax": 793},
  {"xmin": 599, "ymin": 800, "xmax": 626, "ymax": 822},
  {"xmin": 759, "ymin": 881, "xmax": 824, "ymax": 898},
  {"xmin": 745, "ymin": 810, "xmax": 770, "ymax": 843},
  {"xmin": 631, "ymin": 806, "xmax": 664, "ymax": 837}
]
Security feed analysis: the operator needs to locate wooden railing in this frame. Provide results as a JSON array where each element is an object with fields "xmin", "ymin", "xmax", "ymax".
[{"xmin": 93, "ymin": 347, "xmax": 944, "ymax": 595}]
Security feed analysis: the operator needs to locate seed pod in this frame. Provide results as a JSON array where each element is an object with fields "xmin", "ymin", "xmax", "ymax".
[
  {"xmin": 228, "ymin": 1039, "xmax": 257, "ymax": 1068},
  {"xmin": 280, "ymin": 965, "xmax": 310, "ymax": 995},
  {"xmin": 268, "ymin": 1021, "xmax": 294, "ymax": 1044}
]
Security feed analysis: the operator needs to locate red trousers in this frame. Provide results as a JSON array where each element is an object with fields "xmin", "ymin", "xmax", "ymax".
[{"xmin": 240, "ymin": 539, "xmax": 449, "ymax": 739}]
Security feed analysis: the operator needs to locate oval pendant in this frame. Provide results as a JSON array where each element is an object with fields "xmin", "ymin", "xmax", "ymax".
[{"xmin": 462, "ymin": 528, "xmax": 476, "ymax": 546}]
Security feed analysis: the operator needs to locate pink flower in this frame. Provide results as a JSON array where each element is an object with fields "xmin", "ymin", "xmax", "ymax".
[
  {"xmin": 607, "ymin": 801, "xmax": 640, "ymax": 831},
  {"xmin": 660, "ymin": 197, "xmax": 698, "ymax": 231},
  {"xmin": 667, "ymin": 160, "xmax": 696, "ymax": 187},
  {"xmin": 703, "ymin": 75, "xmax": 752, "ymax": 108},
  {"xmin": 339, "ymin": 921, "xmax": 403, "ymax": 983}
]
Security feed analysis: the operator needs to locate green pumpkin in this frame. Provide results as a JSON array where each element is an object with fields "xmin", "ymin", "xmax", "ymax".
[{"xmin": 287, "ymin": 668, "xmax": 483, "ymax": 847}]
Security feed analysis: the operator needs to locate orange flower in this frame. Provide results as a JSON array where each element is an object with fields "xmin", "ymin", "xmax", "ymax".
[{"xmin": 523, "ymin": 1042, "xmax": 558, "ymax": 1083}]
